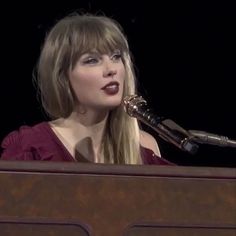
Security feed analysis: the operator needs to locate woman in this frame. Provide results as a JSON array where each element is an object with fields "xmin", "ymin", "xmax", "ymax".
[{"xmin": 1, "ymin": 13, "xmax": 173, "ymax": 165}]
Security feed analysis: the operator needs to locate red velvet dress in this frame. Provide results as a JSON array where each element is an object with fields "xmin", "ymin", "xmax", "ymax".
[{"xmin": 1, "ymin": 122, "xmax": 174, "ymax": 165}]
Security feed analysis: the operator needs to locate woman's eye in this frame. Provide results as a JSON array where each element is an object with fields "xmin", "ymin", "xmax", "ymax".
[
  {"xmin": 83, "ymin": 57, "xmax": 99, "ymax": 64},
  {"xmin": 111, "ymin": 53, "xmax": 122, "ymax": 61}
]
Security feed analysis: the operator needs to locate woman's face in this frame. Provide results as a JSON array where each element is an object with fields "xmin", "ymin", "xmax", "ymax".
[{"xmin": 69, "ymin": 50, "xmax": 125, "ymax": 111}]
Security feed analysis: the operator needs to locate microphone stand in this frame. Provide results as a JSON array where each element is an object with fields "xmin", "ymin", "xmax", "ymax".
[{"xmin": 123, "ymin": 95, "xmax": 236, "ymax": 155}]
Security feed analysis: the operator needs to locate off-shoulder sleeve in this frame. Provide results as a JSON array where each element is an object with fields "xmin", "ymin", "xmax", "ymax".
[
  {"xmin": 1, "ymin": 129, "xmax": 37, "ymax": 160},
  {"xmin": 1, "ymin": 124, "xmax": 65, "ymax": 161},
  {"xmin": 141, "ymin": 147, "xmax": 176, "ymax": 165}
]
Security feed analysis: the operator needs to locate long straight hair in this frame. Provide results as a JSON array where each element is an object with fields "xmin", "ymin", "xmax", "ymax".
[{"xmin": 36, "ymin": 13, "xmax": 142, "ymax": 164}]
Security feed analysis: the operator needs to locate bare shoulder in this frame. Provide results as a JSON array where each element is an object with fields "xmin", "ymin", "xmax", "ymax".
[{"xmin": 140, "ymin": 130, "xmax": 161, "ymax": 157}]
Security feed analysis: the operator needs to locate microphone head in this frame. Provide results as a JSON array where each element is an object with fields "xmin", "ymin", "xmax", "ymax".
[{"xmin": 123, "ymin": 95, "xmax": 147, "ymax": 117}]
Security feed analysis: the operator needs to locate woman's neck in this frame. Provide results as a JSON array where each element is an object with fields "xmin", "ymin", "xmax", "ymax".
[
  {"xmin": 51, "ymin": 110, "xmax": 109, "ymax": 162},
  {"xmin": 67, "ymin": 109, "xmax": 108, "ymax": 133}
]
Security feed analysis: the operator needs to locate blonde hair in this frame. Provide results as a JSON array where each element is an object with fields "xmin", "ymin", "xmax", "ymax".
[{"xmin": 36, "ymin": 13, "xmax": 142, "ymax": 164}]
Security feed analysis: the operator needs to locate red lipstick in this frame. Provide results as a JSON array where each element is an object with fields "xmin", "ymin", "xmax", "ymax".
[{"xmin": 101, "ymin": 82, "xmax": 119, "ymax": 95}]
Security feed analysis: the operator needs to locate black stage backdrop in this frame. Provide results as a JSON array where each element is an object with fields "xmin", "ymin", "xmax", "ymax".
[{"xmin": 0, "ymin": 1, "xmax": 235, "ymax": 167}]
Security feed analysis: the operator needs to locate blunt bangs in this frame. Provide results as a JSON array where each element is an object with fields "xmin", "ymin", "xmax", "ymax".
[{"xmin": 69, "ymin": 16, "xmax": 129, "ymax": 66}]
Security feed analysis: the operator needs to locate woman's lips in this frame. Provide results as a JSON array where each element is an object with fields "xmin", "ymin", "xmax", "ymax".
[{"xmin": 102, "ymin": 82, "xmax": 119, "ymax": 95}]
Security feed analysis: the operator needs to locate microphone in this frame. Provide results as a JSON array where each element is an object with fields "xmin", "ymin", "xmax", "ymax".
[
  {"xmin": 123, "ymin": 95, "xmax": 199, "ymax": 154},
  {"xmin": 189, "ymin": 130, "xmax": 236, "ymax": 148}
]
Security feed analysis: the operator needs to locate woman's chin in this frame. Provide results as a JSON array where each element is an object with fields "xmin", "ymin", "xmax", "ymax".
[{"xmin": 98, "ymin": 101, "xmax": 122, "ymax": 111}]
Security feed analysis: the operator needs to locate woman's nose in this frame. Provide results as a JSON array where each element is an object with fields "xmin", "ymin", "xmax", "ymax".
[
  {"xmin": 104, "ymin": 69, "xmax": 117, "ymax": 77},
  {"xmin": 103, "ymin": 60, "xmax": 117, "ymax": 78}
]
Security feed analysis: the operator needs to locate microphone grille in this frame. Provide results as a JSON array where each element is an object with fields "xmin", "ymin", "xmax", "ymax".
[{"xmin": 123, "ymin": 95, "xmax": 147, "ymax": 117}]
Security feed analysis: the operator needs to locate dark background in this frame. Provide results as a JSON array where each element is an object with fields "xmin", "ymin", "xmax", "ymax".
[{"xmin": 1, "ymin": 1, "xmax": 235, "ymax": 167}]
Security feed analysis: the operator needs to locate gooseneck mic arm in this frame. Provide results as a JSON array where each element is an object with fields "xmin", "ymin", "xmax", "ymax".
[{"xmin": 188, "ymin": 130, "xmax": 236, "ymax": 148}]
